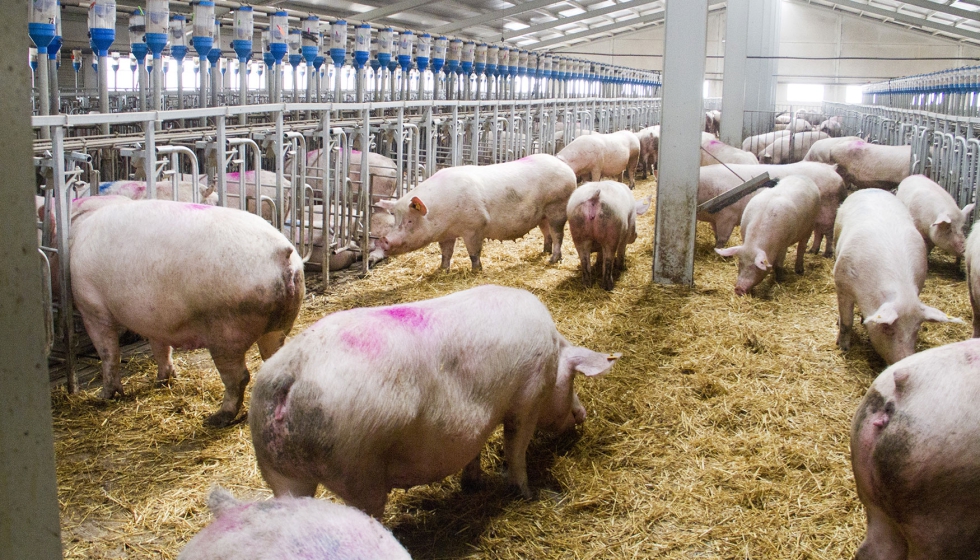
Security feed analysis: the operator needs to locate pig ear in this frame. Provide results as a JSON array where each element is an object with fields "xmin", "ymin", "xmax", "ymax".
[
  {"xmin": 962, "ymin": 204, "xmax": 975, "ymax": 219},
  {"xmin": 376, "ymin": 199, "xmax": 397, "ymax": 212},
  {"xmin": 207, "ymin": 486, "xmax": 242, "ymax": 518},
  {"xmin": 714, "ymin": 245, "xmax": 741, "ymax": 258},
  {"xmin": 409, "ymin": 196, "xmax": 428, "ymax": 216},
  {"xmin": 864, "ymin": 302, "xmax": 899, "ymax": 326},
  {"xmin": 754, "ymin": 249, "xmax": 770, "ymax": 271},
  {"xmin": 932, "ymin": 213, "xmax": 952, "ymax": 227},
  {"xmin": 565, "ymin": 347, "xmax": 621, "ymax": 377},
  {"xmin": 920, "ymin": 304, "xmax": 964, "ymax": 324}
]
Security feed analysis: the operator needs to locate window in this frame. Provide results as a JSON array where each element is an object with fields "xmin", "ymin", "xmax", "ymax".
[
  {"xmin": 846, "ymin": 85, "xmax": 864, "ymax": 104},
  {"xmin": 786, "ymin": 83, "xmax": 824, "ymax": 103}
]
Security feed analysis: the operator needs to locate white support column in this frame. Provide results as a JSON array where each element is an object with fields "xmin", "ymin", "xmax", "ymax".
[
  {"xmin": 0, "ymin": 2, "xmax": 63, "ymax": 558},
  {"xmin": 653, "ymin": 0, "xmax": 708, "ymax": 286},
  {"xmin": 720, "ymin": 0, "xmax": 749, "ymax": 147}
]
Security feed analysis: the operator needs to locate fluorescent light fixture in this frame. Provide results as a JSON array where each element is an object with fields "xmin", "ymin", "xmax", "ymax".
[{"xmin": 504, "ymin": 21, "xmax": 530, "ymax": 31}]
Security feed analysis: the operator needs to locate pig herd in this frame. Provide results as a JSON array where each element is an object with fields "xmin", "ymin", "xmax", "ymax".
[{"xmin": 42, "ymin": 118, "xmax": 980, "ymax": 558}]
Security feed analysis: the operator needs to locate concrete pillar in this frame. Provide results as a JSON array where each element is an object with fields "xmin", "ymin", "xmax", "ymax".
[
  {"xmin": 0, "ymin": 2, "xmax": 64, "ymax": 559},
  {"xmin": 720, "ymin": 0, "xmax": 749, "ymax": 147},
  {"xmin": 738, "ymin": 0, "xmax": 781, "ymax": 138},
  {"xmin": 653, "ymin": 0, "xmax": 708, "ymax": 286}
]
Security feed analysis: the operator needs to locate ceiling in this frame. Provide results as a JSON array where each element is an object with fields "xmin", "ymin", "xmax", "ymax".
[{"xmin": 243, "ymin": 0, "xmax": 980, "ymax": 49}]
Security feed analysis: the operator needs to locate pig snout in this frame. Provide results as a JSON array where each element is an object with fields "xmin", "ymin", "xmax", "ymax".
[
  {"xmin": 376, "ymin": 236, "xmax": 391, "ymax": 253},
  {"xmin": 734, "ymin": 285, "xmax": 749, "ymax": 297}
]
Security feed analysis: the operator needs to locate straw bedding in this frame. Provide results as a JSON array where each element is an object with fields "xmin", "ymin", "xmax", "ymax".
[{"xmin": 52, "ymin": 175, "xmax": 973, "ymax": 558}]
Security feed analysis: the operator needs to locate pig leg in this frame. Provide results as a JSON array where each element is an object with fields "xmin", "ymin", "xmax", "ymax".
[
  {"xmin": 259, "ymin": 463, "xmax": 318, "ymax": 499},
  {"xmin": 545, "ymin": 214, "xmax": 567, "ymax": 264},
  {"xmin": 149, "ymin": 340, "xmax": 175, "ymax": 385},
  {"xmin": 80, "ymin": 312, "xmax": 126, "ymax": 399},
  {"xmin": 439, "ymin": 239, "xmax": 456, "ymax": 270},
  {"xmin": 591, "ymin": 168, "xmax": 601, "ymax": 183},
  {"xmin": 809, "ymin": 230, "xmax": 823, "ymax": 255},
  {"xmin": 502, "ymin": 413, "xmax": 539, "ymax": 500},
  {"xmin": 795, "ymin": 239, "xmax": 807, "ymax": 275},
  {"xmin": 539, "ymin": 219, "xmax": 553, "ymax": 255},
  {"xmin": 823, "ymin": 229, "xmax": 835, "ymax": 258},
  {"xmin": 576, "ymin": 239, "xmax": 593, "ymax": 287},
  {"xmin": 461, "ymin": 455, "xmax": 486, "ymax": 491},
  {"xmin": 256, "ymin": 331, "xmax": 286, "ymax": 360},
  {"xmin": 462, "ymin": 234, "xmax": 485, "ymax": 272},
  {"xmin": 713, "ymin": 216, "xmax": 738, "ymax": 249},
  {"xmin": 970, "ymin": 273, "xmax": 980, "ymax": 338},
  {"xmin": 601, "ymin": 241, "xmax": 617, "ymax": 291},
  {"xmin": 836, "ymin": 290, "xmax": 856, "ymax": 351},
  {"xmin": 205, "ymin": 351, "xmax": 250, "ymax": 428},
  {"xmin": 627, "ymin": 156, "xmax": 637, "ymax": 190},
  {"xmin": 773, "ymin": 249, "xmax": 788, "ymax": 282}
]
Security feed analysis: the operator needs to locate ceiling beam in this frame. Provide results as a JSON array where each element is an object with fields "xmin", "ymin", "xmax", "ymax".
[
  {"xmin": 829, "ymin": 0, "xmax": 980, "ymax": 41},
  {"xmin": 530, "ymin": 0, "xmax": 724, "ymax": 50},
  {"xmin": 431, "ymin": 0, "xmax": 569, "ymax": 34},
  {"xmin": 354, "ymin": 0, "xmax": 437, "ymax": 21},
  {"xmin": 501, "ymin": 0, "xmax": 661, "ymax": 40},
  {"xmin": 891, "ymin": 0, "xmax": 980, "ymax": 22}
]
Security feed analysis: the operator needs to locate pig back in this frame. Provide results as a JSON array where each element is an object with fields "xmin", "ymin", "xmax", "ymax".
[{"xmin": 249, "ymin": 285, "xmax": 563, "ymax": 488}]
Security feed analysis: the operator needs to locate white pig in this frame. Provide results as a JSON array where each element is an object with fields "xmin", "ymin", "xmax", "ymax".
[
  {"xmin": 69, "ymin": 197, "xmax": 305, "ymax": 427},
  {"xmin": 761, "ymin": 131, "xmax": 830, "ymax": 164},
  {"xmin": 700, "ymin": 135, "xmax": 760, "ymax": 166},
  {"xmin": 896, "ymin": 174, "xmax": 974, "ymax": 258},
  {"xmin": 376, "ymin": 154, "xmax": 577, "ymax": 271},
  {"xmin": 178, "ymin": 487, "xmax": 411, "ymax": 560},
  {"xmin": 698, "ymin": 162, "xmax": 845, "ymax": 255},
  {"xmin": 802, "ymin": 136, "xmax": 863, "ymax": 164},
  {"xmin": 635, "ymin": 125, "xmax": 659, "ymax": 179},
  {"xmin": 97, "ymin": 178, "xmax": 217, "ymax": 205},
  {"xmin": 850, "ymin": 338, "xmax": 980, "ymax": 559},
  {"xmin": 833, "ymin": 189, "xmax": 959, "ymax": 365},
  {"xmin": 715, "ymin": 175, "xmax": 820, "ymax": 295},
  {"xmin": 249, "ymin": 285, "xmax": 620, "ymax": 518},
  {"xmin": 828, "ymin": 139, "xmax": 911, "ymax": 190},
  {"xmin": 556, "ymin": 130, "xmax": 640, "ymax": 189},
  {"xmin": 966, "ymin": 226, "xmax": 980, "ymax": 337},
  {"xmin": 742, "ymin": 130, "xmax": 791, "ymax": 157},
  {"xmin": 567, "ymin": 181, "xmax": 650, "ymax": 290}
]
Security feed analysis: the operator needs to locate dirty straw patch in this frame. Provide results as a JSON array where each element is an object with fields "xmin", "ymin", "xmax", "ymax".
[{"xmin": 53, "ymin": 177, "xmax": 973, "ymax": 559}]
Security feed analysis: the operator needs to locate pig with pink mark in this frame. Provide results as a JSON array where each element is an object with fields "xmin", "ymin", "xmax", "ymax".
[
  {"xmin": 249, "ymin": 285, "xmax": 620, "ymax": 518},
  {"xmin": 178, "ymin": 487, "xmax": 410, "ymax": 560},
  {"xmin": 97, "ymin": 176, "xmax": 217, "ymax": 205},
  {"xmin": 699, "ymin": 162, "xmax": 846, "ymax": 255},
  {"xmin": 716, "ymin": 175, "xmax": 821, "ymax": 296},
  {"xmin": 896, "ymin": 175, "xmax": 974, "ymax": 259},
  {"xmin": 699, "ymin": 133, "xmax": 759, "ymax": 166},
  {"xmin": 850, "ymin": 338, "xmax": 980, "ymax": 559},
  {"xmin": 222, "ymin": 170, "xmax": 301, "ymax": 222},
  {"xmin": 566, "ymin": 181, "xmax": 650, "ymax": 290},
  {"xmin": 69, "ymin": 197, "xmax": 304, "ymax": 427},
  {"xmin": 833, "ymin": 189, "xmax": 961, "ymax": 365},
  {"xmin": 556, "ymin": 130, "xmax": 640, "ymax": 189},
  {"xmin": 376, "ymin": 153, "xmax": 577, "ymax": 271}
]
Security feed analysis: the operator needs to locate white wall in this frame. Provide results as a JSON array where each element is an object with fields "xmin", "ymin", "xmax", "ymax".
[{"xmin": 557, "ymin": 0, "xmax": 980, "ymax": 106}]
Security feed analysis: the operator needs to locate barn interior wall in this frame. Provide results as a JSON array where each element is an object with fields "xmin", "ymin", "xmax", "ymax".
[{"xmin": 557, "ymin": 0, "xmax": 980, "ymax": 107}]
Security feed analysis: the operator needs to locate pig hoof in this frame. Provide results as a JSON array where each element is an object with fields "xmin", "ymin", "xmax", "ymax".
[
  {"xmin": 823, "ymin": 251, "xmax": 834, "ymax": 259},
  {"xmin": 100, "ymin": 384, "xmax": 125, "ymax": 400},
  {"xmin": 795, "ymin": 266, "xmax": 804, "ymax": 275},
  {"xmin": 548, "ymin": 254, "xmax": 561, "ymax": 264},
  {"xmin": 204, "ymin": 410, "xmax": 238, "ymax": 428}
]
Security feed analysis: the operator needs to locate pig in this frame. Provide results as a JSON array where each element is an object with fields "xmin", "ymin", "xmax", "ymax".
[
  {"xmin": 704, "ymin": 110, "xmax": 721, "ymax": 136},
  {"xmin": 178, "ymin": 487, "xmax": 411, "ymax": 560},
  {"xmin": 762, "ymin": 131, "xmax": 830, "ymax": 164},
  {"xmin": 249, "ymin": 285, "xmax": 620, "ymax": 518},
  {"xmin": 774, "ymin": 117, "xmax": 812, "ymax": 133},
  {"xmin": 556, "ymin": 130, "xmax": 641, "ymax": 189},
  {"xmin": 222, "ymin": 170, "xmax": 295, "ymax": 222},
  {"xmin": 850, "ymin": 338, "xmax": 980, "ymax": 559},
  {"xmin": 698, "ymin": 162, "xmax": 845, "ymax": 255},
  {"xmin": 967, "ymin": 226, "xmax": 980, "ymax": 337},
  {"xmin": 895, "ymin": 174, "xmax": 974, "ymax": 258},
  {"xmin": 566, "ymin": 181, "xmax": 650, "ymax": 290},
  {"xmin": 715, "ymin": 175, "xmax": 820, "ymax": 295},
  {"xmin": 289, "ymin": 148, "xmax": 399, "ymax": 200},
  {"xmin": 69, "ymin": 197, "xmax": 305, "ymax": 427},
  {"xmin": 828, "ymin": 139, "xmax": 912, "ymax": 190},
  {"xmin": 635, "ymin": 125, "xmax": 659, "ymax": 179},
  {"xmin": 375, "ymin": 153, "xmax": 577, "ymax": 271},
  {"xmin": 700, "ymin": 134, "xmax": 760, "ymax": 166},
  {"xmin": 742, "ymin": 130, "xmax": 791, "ymax": 157},
  {"xmin": 97, "ymin": 178, "xmax": 217, "ymax": 205},
  {"xmin": 833, "ymin": 189, "xmax": 960, "ymax": 365},
  {"xmin": 816, "ymin": 116, "xmax": 843, "ymax": 137},
  {"xmin": 802, "ymin": 136, "xmax": 863, "ymax": 164}
]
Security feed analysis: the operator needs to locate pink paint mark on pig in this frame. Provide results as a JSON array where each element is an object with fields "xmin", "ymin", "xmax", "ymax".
[
  {"xmin": 379, "ymin": 305, "xmax": 429, "ymax": 330},
  {"xmin": 340, "ymin": 327, "xmax": 384, "ymax": 357},
  {"xmin": 226, "ymin": 171, "xmax": 257, "ymax": 181},
  {"xmin": 708, "ymin": 140, "xmax": 721, "ymax": 146},
  {"xmin": 185, "ymin": 203, "xmax": 212, "ymax": 211}
]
